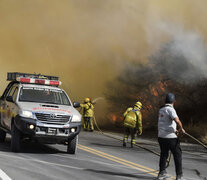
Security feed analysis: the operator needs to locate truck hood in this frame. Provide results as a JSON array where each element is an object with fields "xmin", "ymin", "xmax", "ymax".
[{"xmin": 17, "ymin": 102, "xmax": 80, "ymax": 116}]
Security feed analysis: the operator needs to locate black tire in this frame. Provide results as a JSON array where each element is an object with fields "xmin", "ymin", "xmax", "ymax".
[
  {"xmin": 0, "ymin": 128, "xmax": 6, "ymax": 142},
  {"xmin": 11, "ymin": 123, "xmax": 20, "ymax": 152},
  {"xmin": 67, "ymin": 135, "xmax": 78, "ymax": 154}
]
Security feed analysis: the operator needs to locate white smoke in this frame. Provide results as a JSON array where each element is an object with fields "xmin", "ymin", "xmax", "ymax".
[{"xmin": 148, "ymin": 21, "xmax": 207, "ymax": 82}]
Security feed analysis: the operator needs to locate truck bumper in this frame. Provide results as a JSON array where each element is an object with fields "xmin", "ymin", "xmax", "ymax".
[
  {"xmin": 14, "ymin": 115, "xmax": 82, "ymax": 143},
  {"xmin": 14, "ymin": 115, "xmax": 36, "ymax": 135}
]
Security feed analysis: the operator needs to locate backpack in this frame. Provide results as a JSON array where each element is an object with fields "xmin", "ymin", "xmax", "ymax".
[
  {"xmin": 83, "ymin": 103, "xmax": 94, "ymax": 117},
  {"xmin": 124, "ymin": 109, "xmax": 139, "ymax": 128}
]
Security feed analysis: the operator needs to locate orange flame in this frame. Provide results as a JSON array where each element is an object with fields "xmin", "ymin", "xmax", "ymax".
[
  {"xmin": 150, "ymin": 86, "xmax": 158, "ymax": 96},
  {"xmin": 112, "ymin": 114, "xmax": 117, "ymax": 122},
  {"xmin": 150, "ymin": 81, "xmax": 167, "ymax": 96},
  {"xmin": 158, "ymin": 81, "xmax": 166, "ymax": 92}
]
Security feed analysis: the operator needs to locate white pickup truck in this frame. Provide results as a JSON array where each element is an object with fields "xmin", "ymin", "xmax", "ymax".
[{"xmin": 0, "ymin": 72, "xmax": 82, "ymax": 154}]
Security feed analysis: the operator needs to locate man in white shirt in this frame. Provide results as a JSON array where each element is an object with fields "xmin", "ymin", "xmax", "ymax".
[{"xmin": 156, "ymin": 93, "xmax": 186, "ymax": 180}]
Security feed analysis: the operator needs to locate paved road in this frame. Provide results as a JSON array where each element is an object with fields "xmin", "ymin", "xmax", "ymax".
[{"xmin": 0, "ymin": 131, "xmax": 206, "ymax": 180}]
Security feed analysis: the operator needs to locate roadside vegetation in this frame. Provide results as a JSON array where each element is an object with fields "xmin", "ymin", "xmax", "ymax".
[{"xmin": 105, "ymin": 41, "xmax": 207, "ymax": 143}]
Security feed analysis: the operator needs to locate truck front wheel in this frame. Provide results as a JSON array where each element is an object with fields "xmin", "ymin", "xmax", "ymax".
[
  {"xmin": 11, "ymin": 123, "xmax": 20, "ymax": 152},
  {"xmin": 67, "ymin": 135, "xmax": 78, "ymax": 154},
  {"xmin": 0, "ymin": 129, "xmax": 6, "ymax": 142}
]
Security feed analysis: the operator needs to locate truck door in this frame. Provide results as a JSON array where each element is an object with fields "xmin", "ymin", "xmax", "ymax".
[{"xmin": 1, "ymin": 86, "xmax": 18, "ymax": 130}]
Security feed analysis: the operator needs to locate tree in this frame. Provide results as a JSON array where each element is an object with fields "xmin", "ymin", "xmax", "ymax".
[{"xmin": 105, "ymin": 41, "xmax": 207, "ymax": 133}]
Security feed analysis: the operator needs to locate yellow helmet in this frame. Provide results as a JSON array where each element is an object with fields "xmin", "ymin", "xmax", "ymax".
[
  {"xmin": 84, "ymin": 98, "xmax": 90, "ymax": 103},
  {"xmin": 135, "ymin": 101, "xmax": 142, "ymax": 109}
]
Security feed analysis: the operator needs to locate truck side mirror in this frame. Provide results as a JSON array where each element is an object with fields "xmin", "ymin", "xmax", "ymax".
[
  {"xmin": 6, "ymin": 96, "xmax": 14, "ymax": 103},
  {"xmin": 73, "ymin": 102, "xmax": 80, "ymax": 108}
]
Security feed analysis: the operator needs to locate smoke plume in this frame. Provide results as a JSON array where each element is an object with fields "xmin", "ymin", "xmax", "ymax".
[
  {"xmin": 1, "ymin": 0, "xmax": 207, "ymax": 125},
  {"xmin": 150, "ymin": 23, "xmax": 207, "ymax": 83}
]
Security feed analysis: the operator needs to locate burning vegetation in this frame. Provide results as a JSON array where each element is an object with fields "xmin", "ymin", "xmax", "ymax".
[{"xmin": 105, "ymin": 39, "xmax": 207, "ymax": 138}]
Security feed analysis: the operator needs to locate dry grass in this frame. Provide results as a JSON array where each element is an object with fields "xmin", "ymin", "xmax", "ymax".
[
  {"xmin": 185, "ymin": 123, "xmax": 207, "ymax": 144},
  {"xmin": 201, "ymin": 135, "xmax": 207, "ymax": 144}
]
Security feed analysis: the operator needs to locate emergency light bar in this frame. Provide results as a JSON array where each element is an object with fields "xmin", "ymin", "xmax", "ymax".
[
  {"xmin": 16, "ymin": 77, "xmax": 62, "ymax": 86},
  {"xmin": 7, "ymin": 72, "xmax": 61, "ymax": 86},
  {"xmin": 7, "ymin": 72, "xmax": 59, "ymax": 81}
]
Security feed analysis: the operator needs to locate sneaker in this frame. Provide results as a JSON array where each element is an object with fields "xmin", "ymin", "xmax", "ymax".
[
  {"xmin": 176, "ymin": 175, "xmax": 186, "ymax": 180},
  {"xmin": 156, "ymin": 172, "xmax": 170, "ymax": 180}
]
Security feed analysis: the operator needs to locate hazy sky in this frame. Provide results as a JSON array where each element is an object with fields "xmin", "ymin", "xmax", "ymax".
[{"xmin": 0, "ymin": 0, "xmax": 207, "ymax": 121}]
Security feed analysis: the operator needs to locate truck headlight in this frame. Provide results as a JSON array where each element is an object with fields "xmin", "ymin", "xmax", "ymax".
[
  {"xmin": 19, "ymin": 110, "xmax": 34, "ymax": 118},
  {"xmin": 71, "ymin": 115, "xmax": 81, "ymax": 122}
]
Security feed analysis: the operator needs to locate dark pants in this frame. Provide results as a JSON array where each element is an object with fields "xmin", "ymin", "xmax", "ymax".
[
  {"xmin": 123, "ymin": 127, "xmax": 137, "ymax": 144},
  {"xmin": 83, "ymin": 117, "xmax": 94, "ymax": 130},
  {"xmin": 158, "ymin": 137, "xmax": 183, "ymax": 176}
]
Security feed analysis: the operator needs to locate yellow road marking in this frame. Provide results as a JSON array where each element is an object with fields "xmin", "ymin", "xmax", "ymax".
[
  {"xmin": 78, "ymin": 144, "xmax": 176, "ymax": 179},
  {"xmin": 78, "ymin": 144, "xmax": 158, "ymax": 176},
  {"xmin": 78, "ymin": 146, "xmax": 157, "ymax": 176},
  {"xmin": 79, "ymin": 144, "xmax": 155, "ymax": 171}
]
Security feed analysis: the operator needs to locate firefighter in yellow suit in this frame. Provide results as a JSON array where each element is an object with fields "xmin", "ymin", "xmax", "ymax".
[
  {"xmin": 123, "ymin": 101, "xmax": 142, "ymax": 147},
  {"xmin": 80, "ymin": 98, "xmax": 94, "ymax": 132}
]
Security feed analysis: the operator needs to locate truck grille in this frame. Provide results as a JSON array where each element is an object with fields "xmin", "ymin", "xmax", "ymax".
[{"xmin": 35, "ymin": 113, "xmax": 71, "ymax": 125}]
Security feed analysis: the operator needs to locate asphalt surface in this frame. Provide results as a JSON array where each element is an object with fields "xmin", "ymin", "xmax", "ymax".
[{"xmin": 0, "ymin": 131, "xmax": 206, "ymax": 180}]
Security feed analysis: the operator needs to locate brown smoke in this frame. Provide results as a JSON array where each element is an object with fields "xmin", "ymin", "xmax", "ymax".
[{"xmin": 0, "ymin": 0, "xmax": 207, "ymax": 124}]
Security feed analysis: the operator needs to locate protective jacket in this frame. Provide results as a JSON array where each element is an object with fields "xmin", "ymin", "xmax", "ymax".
[
  {"xmin": 123, "ymin": 107, "xmax": 142, "ymax": 133},
  {"xmin": 80, "ymin": 102, "xmax": 94, "ymax": 117}
]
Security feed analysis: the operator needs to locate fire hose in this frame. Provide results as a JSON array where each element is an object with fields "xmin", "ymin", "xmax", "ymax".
[
  {"xmin": 92, "ymin": 115, "xmax": 207, "ymax": 170},
  {"xmin": 79, "ymin": 97, "xmax": 207, "ymax": 170},
  {"xmin": 92, "ymin": 115, "xmax": 173, "ymax": 168},
  {"xmin": 184, "ymin": 132, "xmax": 207, "ymax": 150}
]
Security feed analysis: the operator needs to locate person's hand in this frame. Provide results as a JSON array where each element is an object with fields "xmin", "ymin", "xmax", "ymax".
[
  {"xmin": 137, "ymin": 130, "xmax": 142, "ymax": 136},
  {"xmin": 181, "ymin": 128, "xmax": 185, "ymax": 134},
  {"xmin": 175, "ymin": 130, "xmax": 179, "ymax": 136},
  {"xmin": 176, "ymin": 128, "xmax": 185, "ymax": 136}
]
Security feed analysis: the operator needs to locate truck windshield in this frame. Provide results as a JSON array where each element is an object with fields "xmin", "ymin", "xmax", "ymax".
[{"xmin": 19, "ymin": 87, "xmax": 71, "ymax": 105}]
